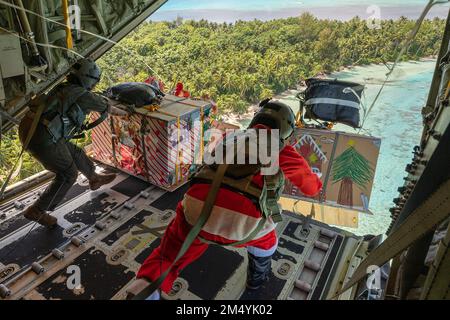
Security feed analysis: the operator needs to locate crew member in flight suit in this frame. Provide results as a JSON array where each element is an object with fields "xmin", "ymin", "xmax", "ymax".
[{"xmin": 19, "ymin": 59, "xmax": 128, "ymax": 228}]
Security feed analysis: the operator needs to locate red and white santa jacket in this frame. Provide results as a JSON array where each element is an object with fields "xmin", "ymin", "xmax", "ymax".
[{"xmin": 181, "ymin": 144, "xmax": 323, "ymax": 249}]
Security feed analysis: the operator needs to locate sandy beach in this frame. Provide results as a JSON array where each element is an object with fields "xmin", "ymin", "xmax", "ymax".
[{"xmin": 220, "ymin": 89, "xmax": 302, "ymax": 128}]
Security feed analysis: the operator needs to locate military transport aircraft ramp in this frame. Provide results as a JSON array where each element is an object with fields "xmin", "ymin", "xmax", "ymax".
[
  {"xmin": 0, "ymin": 0, "xmax": 449, "ymax": 301},
  {"xmin": 0, "ymin": 166, "xmax": 375, "ymax": 300}
]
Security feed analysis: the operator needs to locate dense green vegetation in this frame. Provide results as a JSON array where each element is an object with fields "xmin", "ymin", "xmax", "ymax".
[
  {"xmin": 0, "ymin": 132, "xmax": 90, "ymax": 185},
  {"xmin": 98, "ymin": 14, "xmax": 445, "ymax": 114},
  {"xmin": 0, "ymin": 132, "xmax": 45, "ymax": 183},
  {"xmin": 1, "ymin": 14, "xmax": 445, "ymax": 185}
]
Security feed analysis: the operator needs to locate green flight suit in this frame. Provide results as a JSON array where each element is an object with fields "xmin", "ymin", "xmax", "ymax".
[{"xmin": 18, "ymin": 82, "xmax": 108, "ymax": 211}]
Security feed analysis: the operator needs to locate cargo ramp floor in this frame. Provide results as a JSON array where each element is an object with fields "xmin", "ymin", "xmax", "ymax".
[{"xmin": 0, "ymin": 166, "xmax": 364, "ymax": 300}]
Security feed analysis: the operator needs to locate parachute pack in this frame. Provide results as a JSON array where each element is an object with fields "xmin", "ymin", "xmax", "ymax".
[
  {"xmin": 301, "ymin": 78, "xmax": 365, "ymax": 129},
  {"xmin": 104, "ymin": 82, "xmax": 165, "ymax": 108}
]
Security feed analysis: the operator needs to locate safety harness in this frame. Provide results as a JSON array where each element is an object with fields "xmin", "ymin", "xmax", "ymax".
[
  {"xmin": 132, "ymin": 164, "xmax": 229, "ymax": 300},
  {"xmin": 26, "ymin": 84, "xmax": 108, "ymax": 142},
  {"xmin": 193, "ymin": 165, "xmax": 285, "ymax": 246}
]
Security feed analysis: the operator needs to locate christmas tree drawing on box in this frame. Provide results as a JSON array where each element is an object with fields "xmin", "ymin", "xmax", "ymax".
[
  {"xmin": 282, "ymin": 128, "xmax": 381, "ymax": 214},
  {"xmin": 331, "ymin": 140, "xmax": 374, "ymax": 207}
]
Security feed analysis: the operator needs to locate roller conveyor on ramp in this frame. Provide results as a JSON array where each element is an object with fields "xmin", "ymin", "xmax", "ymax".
[{"xmin": 0, "ymin": 166, "xmax": 371, "ymax": 300}]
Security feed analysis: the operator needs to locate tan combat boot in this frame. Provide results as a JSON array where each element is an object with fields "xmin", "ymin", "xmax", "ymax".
[
  {"xmin": 23, "ymin": 206, "xmax": 57, "ymax": 228},
  {"xmin": 89, "ymin": 173, "xmax": 117, "ymax": 191}
]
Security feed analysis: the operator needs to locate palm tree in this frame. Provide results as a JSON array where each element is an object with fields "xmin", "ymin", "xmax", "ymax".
[{"xmin": 332, "ymin": 141, "xmax": 374, "ymax": 207}]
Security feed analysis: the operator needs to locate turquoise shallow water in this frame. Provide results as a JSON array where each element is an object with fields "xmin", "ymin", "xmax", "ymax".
[
  {"xmin": 333, "ymin": 61, "xmax": 436, "ymax": 235},
  {"xmin": 285, "ymin": 60, "xmax": 436, "ymax": 235}
]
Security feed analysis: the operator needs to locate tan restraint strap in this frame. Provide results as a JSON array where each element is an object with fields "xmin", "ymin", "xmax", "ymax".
[
  {"xmin": 333, "ymin": 179, "xmax": 450, "ymax": 299},
  {"xmin": 62, "ymin": 0, "xmax": 73, "ymax": 49},
  {"xmin": 0, "ymin": 100, "xmax": 46, "ymax": 198}
]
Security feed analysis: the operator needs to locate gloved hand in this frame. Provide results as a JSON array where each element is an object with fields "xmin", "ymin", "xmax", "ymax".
[
  {"xmin": 108, "ymin": 105, "xmax": 129, "ymax": 117},
  {"xmin": 312, "ymin": 169, "xmax": 322, "ymax": 179},
  {"xmin": 104, "ymin": 97, "xmax": 130, "ymax": 117}
]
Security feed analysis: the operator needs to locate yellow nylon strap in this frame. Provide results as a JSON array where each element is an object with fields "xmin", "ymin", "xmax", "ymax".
[
  {"xmin": 143, "ymin": 104, "xmax": 160, "ymax": 112},
  {"xmin": 200, "ymin": 106, "xmax": 204, "ymax": 163},
  {"xmin": 176, "ymin": 116, "xmax": 182, "ymax": 183},
  {"xmin": 151, "ymin": 109, "xmax": 175, "ymax": 118},
  {"xmin": 140, "ymin": 99, "xmax": 209, "ymax": 183},
  {"xmin": 295, "ymin": 109, "xmax": 304, "ymax": 128},
  {"xmin": 444, "ymin": 80, "xmax": 450, "ymax": 101},
  {"xmin": 62, "ymin": 0, "xmax": 73, "ymax": 49}
]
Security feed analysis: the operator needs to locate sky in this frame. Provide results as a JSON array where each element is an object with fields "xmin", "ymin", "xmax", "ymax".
[
  {"xmin": 151, "ymin": 0, "xmax": 450, "ymax": 22},
  {"xmin": 159, "ymin": 0, "xmax": 442, "ymax": 11}
]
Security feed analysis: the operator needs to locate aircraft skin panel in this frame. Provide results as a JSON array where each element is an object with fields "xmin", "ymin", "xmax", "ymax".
[
  {"xmin": 0, "ymin": 165, "xmax": 367, "ymax": 300},
  {"xmin": 0, "ymin": 0, "xmax": 168, "ymax": 130}
]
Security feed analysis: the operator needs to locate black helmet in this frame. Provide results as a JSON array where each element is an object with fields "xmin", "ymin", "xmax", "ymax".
[
  {"xmin": 69, "ymin": 58, "xmax": 102, "ymax": 90},
  {"xmin": 249, "ymin": 99, "xmax": 296, "ymax": 142}
]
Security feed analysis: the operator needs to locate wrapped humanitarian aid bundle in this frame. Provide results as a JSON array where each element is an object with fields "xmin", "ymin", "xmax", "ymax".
[{"xmin": 91, "ymin": 82, "xmax": 214, "ymax": 190}]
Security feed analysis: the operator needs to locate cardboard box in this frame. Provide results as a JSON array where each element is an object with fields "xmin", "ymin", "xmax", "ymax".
[
  {"xmin": 283, "ymin": 128, "xmax": 381, "ymax": 214},
  {"xmin": 92, "ymin": 95, "xmax": 214, "ymax": 190}
]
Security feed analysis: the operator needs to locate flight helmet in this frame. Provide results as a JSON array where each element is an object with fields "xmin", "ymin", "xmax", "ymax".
[
  {"xmin": 69, "ymin": 58, "xmax": 102, "ymax": 90},
  {"xmin": 249, "ymin": 98, "xmax": 296, "ymax": 142}
]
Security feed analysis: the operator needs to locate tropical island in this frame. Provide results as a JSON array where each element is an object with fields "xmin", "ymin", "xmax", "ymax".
[{"xmin": 98, "ymin": 14, "xmax": 444, "ymax": 114}]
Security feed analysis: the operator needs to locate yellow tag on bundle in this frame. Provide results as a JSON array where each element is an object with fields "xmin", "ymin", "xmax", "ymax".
[{"xmin": 143, "ymin": 105, "xmax": 160, "ymax": 112}]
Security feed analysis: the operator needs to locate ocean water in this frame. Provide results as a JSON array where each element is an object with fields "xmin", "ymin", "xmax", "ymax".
[
  {"xmin": 274, "ymin": 60, "xmax": 436, "ymax": 236},
  {"xmin": 333, "ymin": 61, "xmax": 435, "ymax": 235},
  {"xmin": 152, "ymin": 0, "xmax": 449, "ymax": 21}
]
